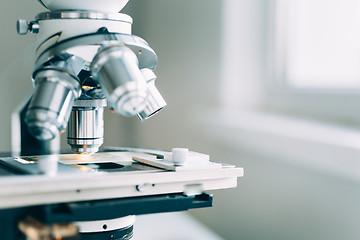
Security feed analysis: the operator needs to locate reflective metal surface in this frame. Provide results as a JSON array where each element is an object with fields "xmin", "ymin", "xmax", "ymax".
[
  {"xmin": 137, "ymin": 69, "xmax": 167, "ymax": 121},
  {"xmin": 91, "ymin": 45, "xmax": 148, "ymax": 116},
  {"xmin": 35, "ymin": 11, "xmax": 133, "ymax": 23},
  {"xmin": 68, "ymin": 99, "xmax": 107, "ymax": 154},
  {"xmin": 25, "ymin": 69, "xmax": 81, "ymax": 140}
]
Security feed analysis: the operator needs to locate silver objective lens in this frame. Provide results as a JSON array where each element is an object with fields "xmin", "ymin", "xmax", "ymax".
[
  {"xmin": 25, "ymin": 69, "xmax": 81, "ymax": 140},
  {"xmin": 67, "ymin": 99, "xmax": 107, "ymax": 155},
  {"xmin": 91, "ymin": 45, "xmax": 148, "ymax": 117},
  {"xmin": 137, "ymin": 69, "xmax": 167, "ymax": 121}
]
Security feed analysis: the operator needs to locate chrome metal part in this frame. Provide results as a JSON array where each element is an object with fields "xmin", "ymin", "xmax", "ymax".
[
  {"xmin": 91, "ymin": 45, "xmax": 148, "ymax": 116},
  {"xmin": 35, "ymin": 11, "xmax": 133, "ymax": 23},
  {"xmin": 30, "ymin": 21, "xmax": 40, "ymax": 34},
  {"xmin": 16, "ymin": 20, "xmax": 39, "ymax": 35},
  {"xmin": 137, "ymin": 69, "xmax": 167, "ymax": 121},
  {"xmin": 68, "ymin": 99, "xmax": 107, "ymax": 154},
  {"xmin": 25, "ymin": 69, "xmax": 81, "ymax": 140}
]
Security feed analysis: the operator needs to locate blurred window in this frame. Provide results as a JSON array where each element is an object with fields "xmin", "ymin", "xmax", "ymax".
[{"xmin": 274, "ymin": 0, "xmax": 360, "ymax": 90}]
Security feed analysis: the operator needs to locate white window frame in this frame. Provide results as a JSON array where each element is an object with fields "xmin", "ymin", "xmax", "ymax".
[
  {"xmin": 209, "ymin": 0, "xmax": 360, "ymax": 180},
  {"xmin": 220, "ymin": 0, "xmax": 360, "ymax": 124},
  {"xmin": 265, "ymin": 0, "xmax": 360, "ymax": 124}
]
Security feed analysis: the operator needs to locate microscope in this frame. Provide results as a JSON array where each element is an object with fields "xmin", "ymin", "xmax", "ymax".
[
  {"xmin": 15, "ymin": 0, "xmax": 166, "ymax": 156},
  {"xmin": 0, "ymin": 1, "xmax": 243, "ymax": 239}
]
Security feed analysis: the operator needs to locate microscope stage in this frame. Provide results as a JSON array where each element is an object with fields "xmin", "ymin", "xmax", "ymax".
[{"xmin": 0, "ymin": 152, "xmax": 243, "ymax": 209}]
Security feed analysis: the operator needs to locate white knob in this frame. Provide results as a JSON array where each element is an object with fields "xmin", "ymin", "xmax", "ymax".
[
  {"xmin": 172, "ymin": 148, "xmax": 189, "ymax": 166},
  {"xmin": 37, "ymin": 155, "xmax": 59, "ymax": 176},
  {"xmin": 17, "ymin": 19, "xmax": 29, "ymax": 35}
]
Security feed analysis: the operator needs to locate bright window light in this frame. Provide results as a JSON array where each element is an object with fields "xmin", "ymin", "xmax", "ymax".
[{"xmin": 277, "ymin": 0, "xmax": 360, "ymax": 89}]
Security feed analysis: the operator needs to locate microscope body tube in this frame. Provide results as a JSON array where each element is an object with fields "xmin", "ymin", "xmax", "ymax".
[{"xmin": 68, "ymin": 99, "xmax": 107, "ymax": 154}]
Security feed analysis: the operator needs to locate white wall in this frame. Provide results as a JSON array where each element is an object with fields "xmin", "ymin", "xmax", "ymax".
[
  {"xmin": 129, "ymin": 0, "xmax": 222, "ymax": 150},
  {"xmin": 0, "ymin": 1, "xmax": 41, "ymax": 152}
]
